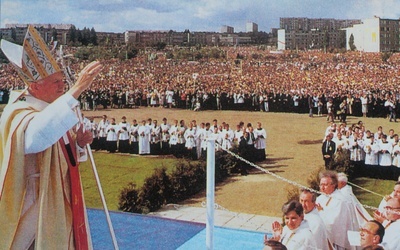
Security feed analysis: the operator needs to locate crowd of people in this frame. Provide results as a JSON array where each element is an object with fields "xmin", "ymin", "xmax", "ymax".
[
  {"xmin": 84, "ymin": 114, "xmax": 267, "ymax": 164},
  {"xmin": 3, "ymin": 39, "xmax": 400, "ymax": 249},
  {"xmin": 72, "ymin": 49, "xmax": 400, "ymax": 120},
  {"xmin": 2, "ymin": 47, "xmax": 400, "ymax": 120},
  {"xmin": 70, "ymin": 48, "xmax": 400, "ymax": 118},
  {"xmin": 264, "ymin": 171, "xmax": 400, "ymax": 250},
  {"xmin": 322, "ymin": 120, "xmax": 400, "ymax": 179}
]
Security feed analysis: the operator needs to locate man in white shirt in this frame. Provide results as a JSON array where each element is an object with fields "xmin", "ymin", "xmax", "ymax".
[
  {"xmin": 192, "ymin": 120, "xmax": 202, "ymax": 159},
  {"xmin": 129, "ymin": 119, "xmax": 139, "ymax": 154},
  {"xmin": 379, "ymin": 134, "xmax": 392, "ymax": 167},
  {"xmin": 220, "ymin": 123, "xmax": 234, "ymax": 150},
  {"xmin": 184, "ymin": 122, "xmax": 198, "ymax": 159},
  {"xmin": 379, "ymin": 197, "xmax": 400, "ymax": 249},
  {"xmin": 138, "ymin": 120, "xmax": 150, "ymax": 154},
  {"xmin": 176, "ymin": 120, "xmax": 186, "ymax": 157},
  {"xmin": 333, "ymin": 132, "xmax": 349, "ymax": 153},
  {"xmin": 316, "ymin": 171, "xmax": 359, "ymax": 249},
  {"xmin": 299, "ymin": 189, "xmax": 332, "ymax": 250},
  {"xmin": 106, "ymin": 118, "xmax": 119, "ymax": 153},
  {"xmin": 254, "ymin": 122, "xmax": 267, "ymax": 161},
  {"xmin": 233, "ymin": 124, "xmax": 243, "ymax": 147},
  {"xmin": 118, "ymin": 116, "xmax": 130, "ymax": 153},
  {"xmin": 200, "ymin": 122, "xmax": 213, "ymax": 159},
  {"xmin": 97, "ymin": 114, "xmax": 109, "ymax": 150},
  {"xmin": 160, "ymin": 118, "xmax": 170, "ymax": 155},
  {"xmin": 270, "ymin": 200, "xmax": 317, "ymax": 250},
  {"xmin": 150, "ymin": 119, "xmax": 161, "ymax": 155},
  {"xmin": 337, "ymin": 172, "xmax": 372, "ymax": 227},
  {"xmin": 376, "ymin": 181, "xmax": 400, "ymax": 215},
  {"xmin": 89, "ymin": 116, "xmax": 99, "ymax": 150},
  {"xmin": 364, "ymin": 136, "xmax": 380, "ymax": 166},
  {"xmin": 359, "ymin": 220, "xmax": 385, "ymax": 249},
  {"xmin": 169, "ymin": 119, "xmax": 179, "ymax": 156}
]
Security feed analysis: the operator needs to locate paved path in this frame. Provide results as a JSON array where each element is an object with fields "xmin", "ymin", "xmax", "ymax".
[{"xmin": 150, "ymin": 204, "xmax": 281, "ymax": 233}]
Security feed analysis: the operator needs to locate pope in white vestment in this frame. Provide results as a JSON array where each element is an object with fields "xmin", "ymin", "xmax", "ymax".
[{"xmin": 0, "ymin": 25, "xmax": 102, "ymax": 249}]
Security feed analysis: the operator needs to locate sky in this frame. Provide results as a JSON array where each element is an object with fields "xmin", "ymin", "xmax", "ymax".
[{"xmin": 1, "ymin": 0, "xmax": 400, "ymax": 33}]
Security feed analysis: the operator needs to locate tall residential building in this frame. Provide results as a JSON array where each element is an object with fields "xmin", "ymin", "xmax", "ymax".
[
  {"xmin": 221, "ymin": 25, "xmax": 234, "ymax": 34},
  {"xmin": 278, "ymin": 17, "xmax": 361, "ymax": 50},
  {"xmin": 246, "ymin": 22, "xmax": 258, "ymax": 33},
  {"xmin": 5, "ymin": 23, "xmax": 73, "ymax": 30},
  {"xmin": 1, "ymin": 25, "xmax": 71, "ymax": 45},
  {"xmin": 345, "ymin": 16, "xmax": 400, "ymax": 52}
]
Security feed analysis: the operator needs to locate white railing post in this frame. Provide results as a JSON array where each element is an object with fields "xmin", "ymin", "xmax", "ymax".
[{"xmin": 206, "ymin": 139, "xmax": 215, "ymax": 250}]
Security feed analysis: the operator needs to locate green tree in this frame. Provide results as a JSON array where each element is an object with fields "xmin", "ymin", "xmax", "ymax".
[
  {"xmin": 153, "ymin": 42, "xmax": 166, "ymax": 51},
  {"xmin": 52, "ymin": 28, "xmax": 58, "ymax": 41},
  {"xmin": 349, "ymin": 33, "xmax": 357, "ymax": 51},
  {"xmin": 11, "ymin": 28, "xmax": 17, "ymax": 43},
  {"xmin": 381, "ymin": 52, "xmax": 392, "ymax": 62},
  {"xmin": 74, "ymin": 47, "xmax": 91, "ymax": 60},
  {"xmin": 90, "ymin": 27, "xmax": 98, "ymax": 45},
  {"xmin": 69, "ymin": 25, "xmax": 77, "ymax": 43}
]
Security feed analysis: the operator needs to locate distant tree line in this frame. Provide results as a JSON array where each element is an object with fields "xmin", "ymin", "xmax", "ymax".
[{"xmin": 68, "ymin": 25, "xmax": 98, "ymax": 46}]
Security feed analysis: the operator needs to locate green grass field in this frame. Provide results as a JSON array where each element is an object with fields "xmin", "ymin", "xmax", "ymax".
[
  {"xmin": 79, "ymin": 152, "xmax": 178, "ymax": 210},
  {"xmin": 1, "ymin": 102, "xmax": 397, "ymax": 215},
  {"xmin": 79, "ymin": 151, "xmax": 394, "ymax": 214},
  {"xmin": 352, "ymin": 177, "xmax": 394, "ymax": 208}
]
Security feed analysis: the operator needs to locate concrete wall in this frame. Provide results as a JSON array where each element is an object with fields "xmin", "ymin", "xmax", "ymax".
[{"xmin": 346, "ymin": 17, "xmax": 380, "ymax": 52}]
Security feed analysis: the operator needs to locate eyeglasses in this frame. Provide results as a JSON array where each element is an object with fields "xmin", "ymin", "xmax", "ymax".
[
  {"xmin": 359, "ymin": 228, "xmax": 376, "ymax": 235},
  {"xmin": 319, "ymin": 183, "xmax": 333, "ymax": 187},
  {"xmin": 384, "ymin": 206, "xmax": 400, "ymax": 211}
]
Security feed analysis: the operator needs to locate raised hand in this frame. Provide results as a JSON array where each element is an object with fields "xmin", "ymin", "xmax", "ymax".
[{"xmin": 68, "ymin": 61, "xmax": 103, "ymax": 99}]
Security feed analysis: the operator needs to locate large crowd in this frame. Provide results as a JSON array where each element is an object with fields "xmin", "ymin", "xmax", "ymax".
[
  {"xmin": 3, "ymin": 47, "xmax": 400, "ymax": 120},
  {"xmin": 73, "ymin": 49, "xmax": 400, "ymax": 119},
  {"xmin": 3, "ymin": 45, "xmax": 400, "ymax": 249}
]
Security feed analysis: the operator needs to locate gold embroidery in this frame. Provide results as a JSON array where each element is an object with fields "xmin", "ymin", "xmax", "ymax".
[{"xmin": 326, "ymin": 197, "xmax": 332, "ymax": 206}]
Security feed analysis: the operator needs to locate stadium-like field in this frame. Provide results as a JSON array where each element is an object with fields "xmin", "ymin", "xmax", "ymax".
[{"xmin": 79, "ymin": 106, "xmax": 396, "ymax": 217}]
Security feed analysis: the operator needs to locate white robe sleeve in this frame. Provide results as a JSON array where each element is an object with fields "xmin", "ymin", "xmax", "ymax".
[{"xmin": 25, "ymin": 93, "xmax": 79, "ymax": 154}]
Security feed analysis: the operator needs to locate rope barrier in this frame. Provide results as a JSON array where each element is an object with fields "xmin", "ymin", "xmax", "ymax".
[
  {"xmin": 215, "ymin": 142, "xmax": 384, "ymax": 211},
  {"xmin": 347, "ymin": 181, "xmax": 386, "ymax": 198},
  {"xmin": 164, "ymin": 142, "xmax": 400, "ymax": 226}
]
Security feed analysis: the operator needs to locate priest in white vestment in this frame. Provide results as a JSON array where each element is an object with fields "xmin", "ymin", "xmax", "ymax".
[
  {"xmin": 138, "ymin": 120, "xmax": 150, "ymax": 154},
  {"xmin": 253, "ymin": 122, "xmax": 267, "ymax": 161},
  {"xmin": 299, "ymin": 189, "xmax": 333, "ymax": 250},
  {"xmin": 316, "ymin": 171, "xmax": 359, "ymax": 250},
  {"xmin": 380, "ymin": 197, "xmax": 400, "ymax": 250},
  {"xmin": 270, "ymin": 200, "xmax": 317, "ymax": 250},
  {"xmin": 379, "ymin": 135, "xmax": 393, "ymax": 166},
  {"xmin": 337, "ymin": 173, "xmax": 372, "ymax": 227}
]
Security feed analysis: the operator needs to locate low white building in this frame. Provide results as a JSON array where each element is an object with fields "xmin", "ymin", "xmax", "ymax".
[
  {"xmin": 345, "ymin": 16, "xmax": 400, "ymax": 52},
  {"xmin": 345, "ymin": 17, "xmax": 380, "ymax": 52}
]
